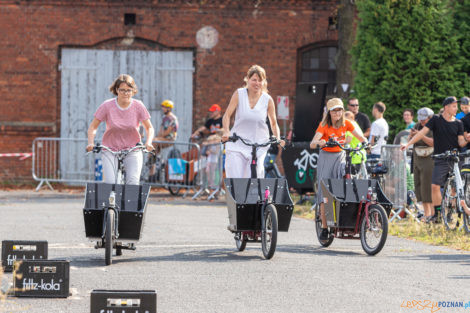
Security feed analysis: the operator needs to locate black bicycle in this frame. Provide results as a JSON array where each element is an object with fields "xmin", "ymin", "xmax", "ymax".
[
  {"xmin": 432, "ymin": 149, "xmax": 470, "ymax": 232},
  {"xmin": 85, "ymin": 143, "xmax": 154, "ymax": 265},
  {"xmin": 224, "ymin": 133, "xmax": 294, "ymax": 259}
]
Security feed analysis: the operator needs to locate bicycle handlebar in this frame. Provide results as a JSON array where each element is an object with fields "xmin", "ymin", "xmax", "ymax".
[
  {"xmin": 324, "ymin": 138, "xmax": 371, "ymax": 152},
  {"xmin": 88, "ymin": 143, "xmax": 155, "ymax": 156},
  {"xmin": 227, "ymin": 133, "xmax": 285, "ymax": 149},
  {"xmin": 432, "ymin": 149, "xmax": 470, "ymax": 160}
]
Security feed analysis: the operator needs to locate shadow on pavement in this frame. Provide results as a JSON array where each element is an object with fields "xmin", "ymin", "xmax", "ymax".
[
  {"xmin": 277, "ymin": 244, "xmax": 364, "ymax": 257},
  {"xmin": 70, "ymin": 248, "xmax": 264, "ymax": 267},
  {"xmin": 392, "ymin": 253, "xmax": 470, "ymax": 267}
]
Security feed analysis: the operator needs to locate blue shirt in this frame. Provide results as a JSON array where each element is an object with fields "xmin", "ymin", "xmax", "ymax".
[
  {"xmin": 405, "ymin": 122, "xmax": 415, "ymax": 130},
  {"xmin": 456, "ymin": 112, "xmax": 465, "ymax": 120}
]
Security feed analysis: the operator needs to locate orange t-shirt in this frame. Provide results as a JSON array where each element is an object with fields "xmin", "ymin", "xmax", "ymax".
[{"xmin": 315, "ymin": 119, "xmax": 355, "ymax": 153}]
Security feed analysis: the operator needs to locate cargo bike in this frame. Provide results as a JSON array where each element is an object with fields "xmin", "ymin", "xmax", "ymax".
[
  {"xmin": 224, "ymin": 134, "xmax": 294, "ymax": 259},
  {"xmin": 84, "ymin": 143, "xmax": 153, "ymax": 265},
  {"xmin": 315, "ymin": 138, "xmax": 392, "ymax": 255}
]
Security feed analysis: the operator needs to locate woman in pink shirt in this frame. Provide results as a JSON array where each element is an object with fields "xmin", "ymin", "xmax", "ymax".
[{"xmin": 87, "ymin": 74, "xmax": 155, "ymax": 185}]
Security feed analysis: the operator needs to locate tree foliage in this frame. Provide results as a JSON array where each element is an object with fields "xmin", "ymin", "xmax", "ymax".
[{"xmin": 351, "ymin": 0, "xmax": 469, "ymax": 139}]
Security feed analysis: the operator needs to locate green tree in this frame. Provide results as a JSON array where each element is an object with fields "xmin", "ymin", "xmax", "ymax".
[
  {"xmin": 351, "ymin": 0, "xmax": 467, "ymax": 139},
  {"xmin": 452, "ymin": 0, "xmax": 470, "ymax": 93}
]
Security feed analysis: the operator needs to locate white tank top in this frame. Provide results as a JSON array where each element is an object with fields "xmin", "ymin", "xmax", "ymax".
[{"xmin": 225, "ymin": 88, "xmax": 270, "ymax": 158}]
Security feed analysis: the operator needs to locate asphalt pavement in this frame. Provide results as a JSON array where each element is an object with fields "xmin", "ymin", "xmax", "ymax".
[{"xmin": 0, "ymin": 192, "xmax": 469, "ymax": 313}]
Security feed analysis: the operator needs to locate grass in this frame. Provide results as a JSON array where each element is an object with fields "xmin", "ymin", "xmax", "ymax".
[
  {"xmin": 389, "ymin": 218, "xmax": 470, "ymax": 251},
  {"xmin": 291, "ymin": 193, "xmax": 470, "ymax": 251}
]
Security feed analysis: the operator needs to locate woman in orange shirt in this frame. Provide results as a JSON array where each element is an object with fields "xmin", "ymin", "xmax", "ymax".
[{"xmin": 310, "ymin": 98, "xmax": 368, "ymax": 241}]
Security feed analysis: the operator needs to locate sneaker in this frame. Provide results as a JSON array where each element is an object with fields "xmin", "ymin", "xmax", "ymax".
[{"xmin": 320, "ymin": 228, "xmax": 329, "ymax": 241}]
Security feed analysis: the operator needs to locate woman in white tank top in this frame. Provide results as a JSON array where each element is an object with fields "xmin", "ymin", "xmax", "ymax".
[{"xmin": 221, "ymin": 65, "xmax": 284, "ymax": 178}]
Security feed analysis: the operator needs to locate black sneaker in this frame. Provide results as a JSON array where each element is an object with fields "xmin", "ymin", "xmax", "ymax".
[{"xmin": 320, "ymin": 228, "xmax": 329, "ymax": 241}]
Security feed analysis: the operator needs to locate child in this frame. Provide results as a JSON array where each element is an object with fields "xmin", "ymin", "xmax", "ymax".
[{"xmin": 204, "ymin": 133, "xmax": 222, "ymax": 189}]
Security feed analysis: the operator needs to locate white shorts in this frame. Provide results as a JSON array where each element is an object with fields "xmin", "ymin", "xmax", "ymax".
[
  {"xmin": 225, "ymin": 150, "xmax": 267, "ymax": 178},
  {"xmin": 101, "ymin": 150, "xmax": 143, "ymax": 185}
]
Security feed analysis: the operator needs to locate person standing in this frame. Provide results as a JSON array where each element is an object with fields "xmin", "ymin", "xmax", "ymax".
[
  {"xmin": 403, "ymin": 108, "xmax": 416, "ymax": 130},
  {"xmin": 460, "ymin": 97, "xmax": 470, "ymax": 151},
  {"xmin": 155, "ymin": 100, "xmax": 178, "ymax": 141},
  {"xmin": 409, "ymin": 107, "xmax": 434, "ymax": 222},
  {"xmin": 402, "ymin": 96, "xmax": 469, "ymax": 220},
  {"xmin": 310, "ymin": 98, "xmax": 368, "ymax": 240},
  {"xmin": 369, "ymin": 102, "xmax": 389, "ymax": 159},
  {"xmin": 348, "ymin": 98, "xmax": 371, "ymax": 138},
  {"xmin": 221, "ymin": 65, "xmax": 284, "ymax": 178},
  {"xmin": 456, "ymin": 96, "xmax": 470, "ymax": 120},
  {"xmin": 87, "ymin": 74, "xmax": 155, "ymax": 185},
  {"xmin": 191, "ymin": 104, "xmax": 223, "ymax": 139}
]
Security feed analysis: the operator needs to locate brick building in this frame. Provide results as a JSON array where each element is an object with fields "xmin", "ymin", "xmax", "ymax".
[{"xmin": 0, "ymin": 0, "xmax": 338, "ymax": 182}]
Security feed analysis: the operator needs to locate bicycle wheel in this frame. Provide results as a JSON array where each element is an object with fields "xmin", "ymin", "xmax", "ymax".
[
  {"xmin": 235, "ymin": 232, "xmax": 247, "ymax": 251},
  {"xmin": 105, "ymin": 209, "xmax": 115, "ymax": 265},
  {"xmin": 168, "ymin": 185, "xmax": 181, "ymax": 195},
  {"xmin": 360, "ymin": 204, "xmax": 388, "ymax": 256},
  {"xmin": 315, "ymin": 205, "xmax": 334, "ymax": 247},
  {"xmin": 261, "ymin": 204, "xmax": 278, "ymax": 259},
  {"xmin": 441, "ymin": 178, "xmax": 462, "ymax": 230}
]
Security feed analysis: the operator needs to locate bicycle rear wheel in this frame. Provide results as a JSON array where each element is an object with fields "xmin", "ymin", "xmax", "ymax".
[
  {"xmin": 441, "ymin": 178, "xmax": 462, "ymax": 230},
  {"xmin": 105, "ymin": 209, "xmax": 115, "ymax": 265},
  {"xmin": 360, "ymin": 204, "xmax": 388, "ymax": 256},
  {"xmin": 261, "ymin": 204, "xmax": 278, "ymax": 259}
]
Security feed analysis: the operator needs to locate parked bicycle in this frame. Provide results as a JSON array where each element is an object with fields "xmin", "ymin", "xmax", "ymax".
[
  {"xmin": 85, "ymin": 143, "xmax": 153, "ymax": 265},
  {"xmin": 314, "ymin": 138, "xmax": 392, "ymax": 255},
  {"xmin": 432, "ymin": 149, "xmax": 470, "ymax": 232},
  {"xmin": 224, "ymin": 133, "xmax": 293, "ymax": 259}
]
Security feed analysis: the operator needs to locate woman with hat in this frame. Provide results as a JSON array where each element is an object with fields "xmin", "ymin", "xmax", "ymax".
[{"xmin": 310, "ymin": 98, "xmax": 368, "ymax": 241}]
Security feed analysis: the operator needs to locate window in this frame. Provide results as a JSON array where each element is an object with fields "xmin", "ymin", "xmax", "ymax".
[{"xmin": 299, "ymin": 45, "xmax": 337, "ymax": 94}]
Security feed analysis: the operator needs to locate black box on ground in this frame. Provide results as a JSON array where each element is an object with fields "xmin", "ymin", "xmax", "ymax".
[
  {"xmin": 13, "ymin": 259, "xmax": 69, "ymax": 298},
  {"xmin": 1, "ymin": 240, "xmax": 48, "ymax": 272},
  {"xmin": 90, "ymin": 290, "xmax": 157, "ymax": 313}
]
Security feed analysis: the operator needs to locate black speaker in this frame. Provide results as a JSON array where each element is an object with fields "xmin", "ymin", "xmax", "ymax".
[
  {"xmin": 90, "ymin": 290, "xmax": 157, "ymax": 313},
  {"xmin": 292, "ymin": 83, "xmax": 328, "ymax": 142},
  {"xmin": 2, "ymin": 240, "xmax": 48, "ymax": 272}
]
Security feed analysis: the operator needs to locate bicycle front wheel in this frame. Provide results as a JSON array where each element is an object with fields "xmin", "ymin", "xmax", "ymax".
[
  {"xmin": 235, "ymin": 232, "xmax": 247, "ymax": 251},
  {"xmin": 441, "ymin": 179, "xmax": 462, "ymax": 230},
  {"xmin": 105, "ymin": 209, "xmax": 115, "ymax": 266},
  {"xmin": 360, "ymin": 204, "xmax": 388, "ymax": 256},
  {"xmin": 261, "ymin": 204, "xmax": 278, "ymax": 259},
  {"xmin": 315, "ymin": 205, "xmax": 333, "ymax": 247}
]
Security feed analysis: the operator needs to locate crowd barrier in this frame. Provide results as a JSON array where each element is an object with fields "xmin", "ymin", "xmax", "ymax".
[
  {"xmin": 380, "ymin": 144, "xmax": 409, "ymax": 221},
  {"xmin": 32, "ymin": 137, "xmax": 95, "ymax": 191},
  {"xmin": 32, "ymin": 137, "xmax": 226, "ymax": 199},
  {"xmin": 140, "ymin": 140, "xmax": 204, "ymax": 197},
  {"xmin": 191, "ymin": 142, "xmax": 225, "ymax": 200}
]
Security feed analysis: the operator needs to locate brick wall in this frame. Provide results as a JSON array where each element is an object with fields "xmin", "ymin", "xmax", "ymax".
[{"xmin": 0, "ymin": 0, "xmax": 338, "ymax": 181}]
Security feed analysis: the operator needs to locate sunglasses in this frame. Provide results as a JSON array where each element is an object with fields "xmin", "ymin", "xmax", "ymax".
[{"xmin": 349, "ymin": 104, "xmax": 359, "ymax": 107}]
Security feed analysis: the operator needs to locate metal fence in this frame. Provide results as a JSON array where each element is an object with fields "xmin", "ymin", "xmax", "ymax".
[
  {"xmin": 380, "ymin": 144, "xmax": 407, "ymax": 212},
  {"xmin": 191, "ymin": 142, "xmax": 225, "ymax": 200},
  {"xmin": 140, "ymin": 140, "xmax": 204, "ymax": 197},
  {"xmin": 32, "ymin": 137, "xmax": 95, "ymax": 191},
  {"xmin": 32, "ymin": 137, "xmax": 222, "ymax": 198}
]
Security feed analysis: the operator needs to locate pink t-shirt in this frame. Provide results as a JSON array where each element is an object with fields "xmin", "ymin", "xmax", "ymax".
[{"xmin": 94, "ymin": 98, "xmax": 151, "ymax": 151}]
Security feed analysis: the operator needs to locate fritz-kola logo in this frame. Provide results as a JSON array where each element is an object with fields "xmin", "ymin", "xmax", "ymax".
[
  {"xmin": 22, "ymin": 278, "xmax": 61, "ymax": 291},
  {"xmin": 6, "ymin": 254, "xmax": 36, "ymax": 266}
]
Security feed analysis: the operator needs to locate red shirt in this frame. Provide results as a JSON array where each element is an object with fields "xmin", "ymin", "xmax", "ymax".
[{"xmin": 315, "ymin": 119, "xmax": 355, "ymax": 153}]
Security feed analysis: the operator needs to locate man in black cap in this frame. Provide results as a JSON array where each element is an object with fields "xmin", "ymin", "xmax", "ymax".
[{"xmin": 402, "ymin": 96, "xmax": 469, "ymax": 220}]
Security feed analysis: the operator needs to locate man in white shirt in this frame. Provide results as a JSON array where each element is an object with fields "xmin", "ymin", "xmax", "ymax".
[{"xmin": 369, "ymin": 101, "xmax": 389, "ymax": 159}]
